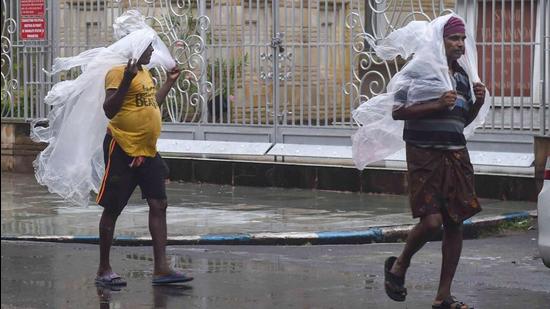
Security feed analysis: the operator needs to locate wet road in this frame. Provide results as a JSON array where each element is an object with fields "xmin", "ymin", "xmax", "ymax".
[
  {"xmin": 2, "ymin": 230, "xmax": 549, "ymax": 308},
  {"xmin": 1, "ymin": 172, "xmax": 536, "ymax": 237}
]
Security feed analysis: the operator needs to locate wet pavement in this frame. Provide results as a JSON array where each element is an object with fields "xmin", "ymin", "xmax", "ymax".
[
  {"xmin": 1, "ymin": 172, "xmax": 537, "ymax": 238},
  {"xmin": 1, "ymin": 172, "xmax": 547, "ymax": 308},
  {"xmin": 2, "ymin": 230, "xmax": 549, "ymax": 308}
]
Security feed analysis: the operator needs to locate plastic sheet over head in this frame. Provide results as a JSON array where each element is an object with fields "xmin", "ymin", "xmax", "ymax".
[
  {"xmin": 31, "ymin": 10, "xmax": 176, "ymax": 206},
  {"xmin": 351, "ymin": 14, "xmax": 490, "ymax": 170},
  {"xmin": 112, "ymin": 10, "xmax": 175, "ymax": 70}
]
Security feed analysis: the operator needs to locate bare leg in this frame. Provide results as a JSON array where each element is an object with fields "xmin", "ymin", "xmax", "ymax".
[
  {"xmin": 390, "ymin": 213, "xmax": 443, "ymax": 277},
  {"xmin": 435, "ymin": 219, "xmax": 464, "ymax": 304},
  {"xmin": 147, "ymin": 198, "xmax": 171, "ymax": 275},
  {"xmin": 97, "ymin": 209, "xmax": 119, "ymax": 276}
]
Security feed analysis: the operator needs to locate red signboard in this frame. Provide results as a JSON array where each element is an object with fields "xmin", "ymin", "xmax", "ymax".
[
  {"xmin": 21, "ymin": 0, "xmax": 45, "ymax": 17},
  {"xmin": 21, "ymin": 17, "xmax": 46, "ymax": 40}
]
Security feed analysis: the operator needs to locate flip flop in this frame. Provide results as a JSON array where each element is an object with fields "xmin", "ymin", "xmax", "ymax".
[
  {"xmin": 432, "ymin": 295, "xmax": 472, "ymax": 309},
  {"xmin": 384, "ymin": 256, "xmax": 407, "ymax": 302},
  {"xmin": 152, "ymin": 271, "xmax": 194, "ymax": 285},
  {"xmin": 95, "ymin": 272, "xmax": 127, "ymax": 287}
]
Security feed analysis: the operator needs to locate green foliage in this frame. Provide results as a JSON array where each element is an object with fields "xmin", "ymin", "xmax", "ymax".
[
  {"xmin": 476, "ymin": 217, "xmax": 534, "ymax": 238},
  {"xmin": 208, "ymin": 54, "xmax": 248, "ymax": 98},
  {"xmin": 1, "ymin": 70, "xmax": 30, "ymax": 118},
  {"xmin": 495, "ymin": 218, "xmax": 533, "ymax": 231}
]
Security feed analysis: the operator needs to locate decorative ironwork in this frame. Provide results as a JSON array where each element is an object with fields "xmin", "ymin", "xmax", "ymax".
[
  {"xmin": 260, "ymin": 32, "xmax": 293, "ymax": 82},
  {"xmin": 116, "ymin": 0, "xmax": 212, "ymax": 123},
  {"xmin": 344, "ymin": 1, "xmax": 451, "ymax": 112},
  {"xmin": 1, "ymin": 0, "xmax": 18, "ymax": 118},
  {"xmin": 2, "ymin": 0, "xmax": 547, "ymax": 134}
]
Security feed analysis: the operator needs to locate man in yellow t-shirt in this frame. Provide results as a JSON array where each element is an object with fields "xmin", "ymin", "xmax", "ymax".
[
  {"xmin": 104, "ymin": 62, "xmax": 160, "ymax": 157},
  {"xmin": 95, "ymin": 43, "xmax": 193, "ymax": 286}
]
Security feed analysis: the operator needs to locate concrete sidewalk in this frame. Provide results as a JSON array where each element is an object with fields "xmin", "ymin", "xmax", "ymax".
[{"xmin": 1, "ymin": 172, "xmax": 537, "ymax": 245}]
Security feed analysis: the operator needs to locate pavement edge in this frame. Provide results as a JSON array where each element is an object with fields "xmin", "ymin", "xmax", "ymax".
[{"xmin": 1, "ymin": 211, "xmax": 535, "ymax": 246}]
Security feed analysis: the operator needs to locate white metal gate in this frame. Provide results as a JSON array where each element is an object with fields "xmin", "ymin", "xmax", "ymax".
[{"xmin": 2, "ymin": 0, "xmax": 549, "ymax": 156}]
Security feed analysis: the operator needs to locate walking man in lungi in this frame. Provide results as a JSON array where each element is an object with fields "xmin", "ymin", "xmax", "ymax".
[{"xmin": 384, "ymin": 16, "xmax": 486, "ymax": 309}]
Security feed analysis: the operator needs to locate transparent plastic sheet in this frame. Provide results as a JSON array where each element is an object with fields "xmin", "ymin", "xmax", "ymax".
[
  {"xmin": 112, "ymin": 10, "xmax": 176, "ymax": 70},
  {"xmin": 351, "ymin": 14, "xmax": 490, "ymax": 170},
  {"xmin": 31, "ymin": 10, "xmax": 176, "ymax": 206}
]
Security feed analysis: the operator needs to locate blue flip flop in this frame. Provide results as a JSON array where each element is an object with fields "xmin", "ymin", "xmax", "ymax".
[{"xmin": 152, "ymin": 271, "xmax": 194, "ymax": 285}]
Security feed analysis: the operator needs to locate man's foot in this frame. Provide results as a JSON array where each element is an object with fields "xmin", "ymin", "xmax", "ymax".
[
  {"xmin": 95, "ymin": 272, "xmax": 127, "ymax": 287},
  {"xmin": 389, "ymin": 256, "xmax": 408, "ymax": 278},
  {"xmin": 432, "ymin": 296, "xmax": 472, "ymax": 309},
  {"xmin": 152, "ymin": 270, "xmax": 194, "ymax": 285},
  {"xmin": 384, "ymin": 256, "xmax": 407, "ymax": 302}
]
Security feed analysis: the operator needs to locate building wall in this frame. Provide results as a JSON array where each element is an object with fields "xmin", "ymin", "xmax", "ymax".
[{"xmin": 1, "ymin": 121, "xmax": 46, "ymax": 173}]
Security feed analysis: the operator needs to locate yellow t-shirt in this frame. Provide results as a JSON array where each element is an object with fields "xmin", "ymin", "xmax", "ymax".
[{"xmin": 105, "ymin": 65, "xmax": 161, "ymax": 157}]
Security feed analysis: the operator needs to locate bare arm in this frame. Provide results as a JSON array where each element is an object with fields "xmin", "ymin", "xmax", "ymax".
[
  {"xmin": 465, "ymin": 82, "xmax": 486, "ymax": 126},
  {"xmin": 103, "ymin": 59, "xmax": 138, "ymax": 119},
  {"xmin": 392, "ymin": 91, "xmax": 457, "ymax": 120},
  {"xmin": 155, "ymin": 66, "xmax": 181, "ymax": 107}
]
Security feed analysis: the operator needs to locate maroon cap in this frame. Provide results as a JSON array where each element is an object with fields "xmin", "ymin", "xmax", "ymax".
[{"xmin": 443, "ymin": 17, "xmax": 465, "ymax": 37}]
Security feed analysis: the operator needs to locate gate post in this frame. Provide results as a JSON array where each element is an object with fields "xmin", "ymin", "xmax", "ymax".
[
  {"xmin": 271, "ymin": 1, "xmax": 280, "ymax": 143},
  {"xmin": 541, "ymin": 0, "xmax": 548, "ymax": 135},
  {"xmin": 199, "ymin": 0, "xmax": 209, "ymax": 124},
  {"xmin": 49, "ymin": 0, "xmax": 60, "ymax": 85}
]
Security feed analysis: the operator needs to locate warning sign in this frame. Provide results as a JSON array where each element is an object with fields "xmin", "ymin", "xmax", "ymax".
[
  {"xmin": 21, "ymin": 17, "xmax": 46, "ymax": 40},
  {"xmin": 21, "ymin": 0, "xmax": 45, "ymax": 17},
  {"xmin": 20, "ymin": 0, "xmax": 46, "ymax": 40}
]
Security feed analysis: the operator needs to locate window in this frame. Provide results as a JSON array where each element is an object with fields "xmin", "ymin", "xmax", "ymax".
[
  {"xmin": 85, "ymin": 21, "xmax": 100, "ymax": 47},
  {"xmin": 476, "ymin": 0, "xmax": 536, "ymax": 97}
]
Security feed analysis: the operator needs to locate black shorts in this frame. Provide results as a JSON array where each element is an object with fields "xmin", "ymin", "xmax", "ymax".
[{"xmin": 96, "ymin": 134, "xmax": 169, "ymax": 215}]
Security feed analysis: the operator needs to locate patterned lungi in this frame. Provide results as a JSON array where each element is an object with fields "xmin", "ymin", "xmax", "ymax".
[{"xmin": 406, "ymin": 143, "xmax": 481, "ymax": 223}]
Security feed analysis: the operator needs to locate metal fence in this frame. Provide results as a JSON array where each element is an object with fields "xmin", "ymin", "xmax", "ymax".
[
  {"xmin": 2, "ymin": 0, "xmax": 549, "ymax": 147},
  {"xmin": 1, "ymin": 0, "xmax": 56, "ymax": 119}
]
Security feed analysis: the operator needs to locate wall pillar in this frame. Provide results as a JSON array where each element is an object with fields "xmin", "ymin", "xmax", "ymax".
[{"xmin": 1, "ymin": 120, "xmax": 46, "ymax": 173}]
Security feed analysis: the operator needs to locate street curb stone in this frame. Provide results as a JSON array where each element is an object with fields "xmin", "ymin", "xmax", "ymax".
[{"xmin": 1, "ymin": 211, "xmax": 535, "ymax": 246}]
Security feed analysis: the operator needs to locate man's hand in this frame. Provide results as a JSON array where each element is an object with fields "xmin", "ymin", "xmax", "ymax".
[
  {"xmin": 466, "ymin": 82, "xmax": 487, "ymax": 125},
  {"xmin": 473, "ymin": 82, "xmax": 486, "ymax": 102},
  {"xmin": 104, "ymin": 59, "xmax": 137, "ymax": 119},
  {"xmin": 156, "ymin": 65, "xmax": 182, "ymax": 105},
  {"xmin": 123, "ymin": 58, "xmax": 139, "ymax": 83},
  {"xmin": 166, "ymin": 66, "xmax": 181, "ymax": 82},
  {"xmin": 438, "ymin": 90, "xmax": 457, "ymax": 110}
]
